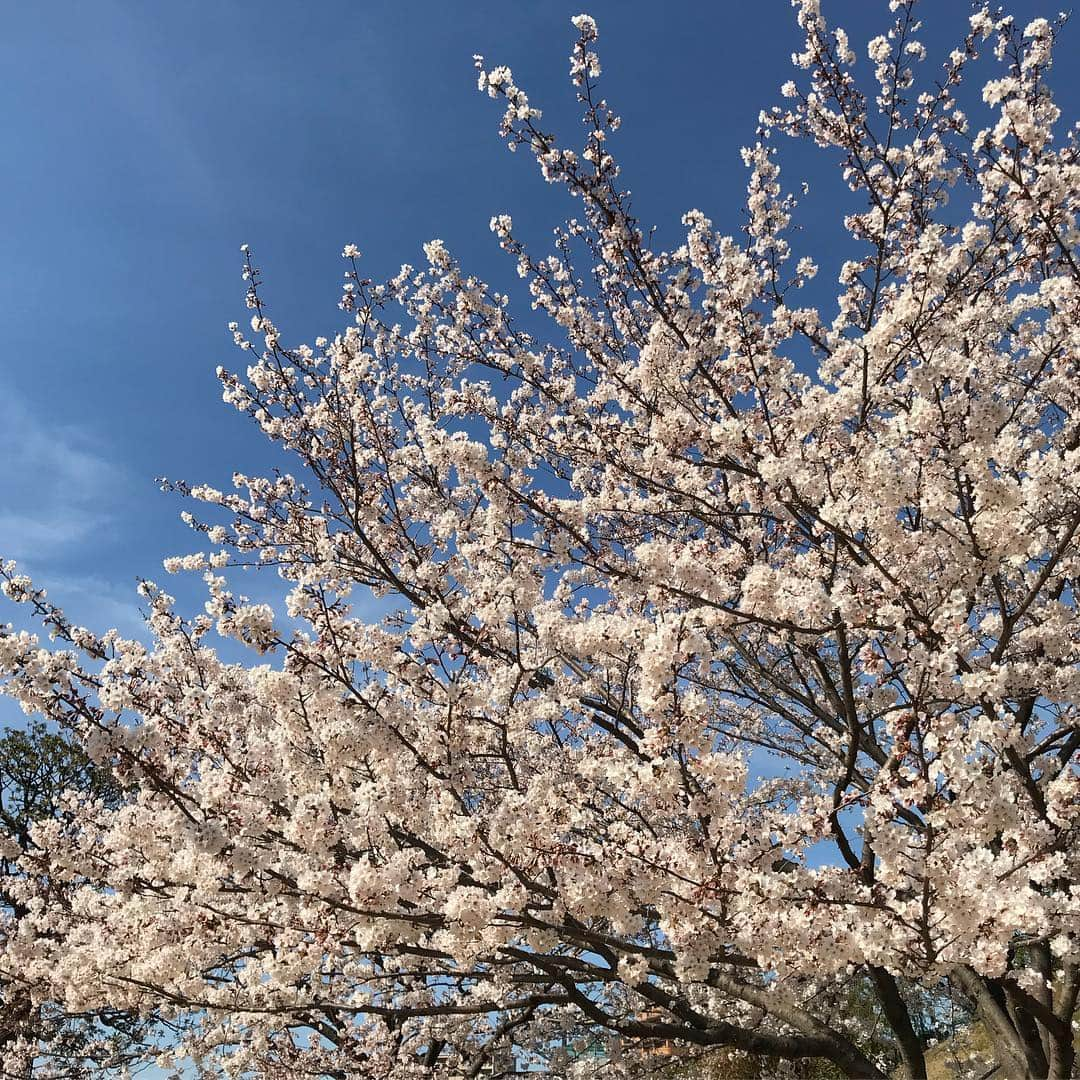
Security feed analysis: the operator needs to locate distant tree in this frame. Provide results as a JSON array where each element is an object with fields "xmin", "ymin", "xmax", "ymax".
[
  {"xmin": 0, "ymin": 724, "xmax": 151, "ymax": 1077},
  {"xmin": 1, "ymin": 1, "xmax": 1078, "ymax": 1078},
  {"xmin": 628, "ymin": 977, "xmax": 975, "ymax": 1080}
]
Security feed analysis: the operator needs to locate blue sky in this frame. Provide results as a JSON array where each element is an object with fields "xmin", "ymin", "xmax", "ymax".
[{"xmin": 2, "ymin": 0, "xmax": 1077, "ymax": 636}]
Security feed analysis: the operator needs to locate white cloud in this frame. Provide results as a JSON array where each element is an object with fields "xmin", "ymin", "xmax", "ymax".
[
  {"xmin": 0, "ymin": 393, "xmax": 146, "ymax": 638},
  {"xmin": 32, "ymin": 571, "xmax": 148, "ymax": 642},
  {"xmin": 0, "ymin": 393, "xmax": 122, "ymax": 563}
]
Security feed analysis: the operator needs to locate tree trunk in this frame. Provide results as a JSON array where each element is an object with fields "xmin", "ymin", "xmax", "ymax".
[{"xmin": 868, "ymin": 968, "xmax": 927, "ymax": 1080}]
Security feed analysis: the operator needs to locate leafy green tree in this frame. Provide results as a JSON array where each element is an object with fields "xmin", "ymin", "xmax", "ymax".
[
  {"xmin": 632, "ymin": 976, "xmax": 976, "ymax": 1080},
  {"xmin": 0, "ymin": 724, "xmax": 149, "ymax": 1078}
]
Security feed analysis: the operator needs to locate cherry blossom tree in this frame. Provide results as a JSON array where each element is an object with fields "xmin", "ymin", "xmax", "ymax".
[{"xmin": 1, "ymin": 2, "xmax": 1078, "ymax": 1077}]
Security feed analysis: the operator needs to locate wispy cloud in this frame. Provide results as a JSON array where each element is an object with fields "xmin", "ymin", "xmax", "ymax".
[
  {"xmin": 0, "ymin": 393, "xmax": 147, "ymax": 638},
  {"xmin": 0, "ymin": 394, "xmax": 121, "ymax": 563},
  {"xmin": 35, "ymin": 572, "xmax": 149, "ymax": 642}
]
